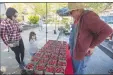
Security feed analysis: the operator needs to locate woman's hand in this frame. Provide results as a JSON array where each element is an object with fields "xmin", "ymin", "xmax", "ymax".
[{"xmin": 8, "ymin": 44, "xmax": 14, "ymax": 47}]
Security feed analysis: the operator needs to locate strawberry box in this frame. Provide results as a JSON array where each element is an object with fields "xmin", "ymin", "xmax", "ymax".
[
  {"xmin": 26, "ymin": 63, "xmax": 34, "ymax": 70},
  {"xmin": 55, "ymin": 66, "xmax": 65, "ymax": 75},
  {"xmin": 59, "ymin": 56, "xmax": 66, "ymax": 61},
  {"xmin": 38, "ymin": 49, "xmax": 45, "ymax": 53},
  {"xmin": 35, "ymin": 52, "xmax": 44, "ymax": 57},
  {"xmin": 59, "ymin": 51, "xmax": 66, "ymax": 55},
  {"xmin": 31, "ymin": 56, "xmax": 40, "ymax": 62},
  {"xmin": 57, "ymin": 60, "xmax": 67, "ymax": 69},
  {"xmin": 38, "ymin": 58, "xmax": 49, "ymax": 65},
  {"xmin": 59, "ymin": 53, "xmax": 66, "ymax": 56},
  {"xmin": 35, "ymin": 64, "xmax": 45, "ymax": 74},
  {"xmin": 48, "ymin": 59, "xmax": 57, "ymax": 66},
  {"xmin": 43, "ymin": 53, "xmax": 51, "ymax": 59},
  {"xmin": 50, "ymin": 54, "xmax": 58, "ymax": 60},
  {"xmin": 45, "ymin": 65, "xmax": 55, "ymax": 74},
  {"xmin": 45, "ymin": 50, "xmax": 52, "ymax": 53},
  {"xmin": 53, "ymin": 52, "xmax": 59, "ymax": 55}
]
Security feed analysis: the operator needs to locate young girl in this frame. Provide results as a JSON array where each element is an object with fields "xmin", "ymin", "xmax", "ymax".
[{"xmin": 29, "ymin": 31, "xmax": 38, "ymax": 56}]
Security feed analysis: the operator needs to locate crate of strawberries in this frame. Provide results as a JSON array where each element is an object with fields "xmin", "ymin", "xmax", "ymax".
[{"xmin": 26, "ymin": 40, "xmax": 67, "ymax": 75}]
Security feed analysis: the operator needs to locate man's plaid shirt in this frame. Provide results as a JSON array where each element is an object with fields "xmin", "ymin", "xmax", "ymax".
[{"xmin": 0, "ymin": 18, "xmax": 21, "ymax": 46}]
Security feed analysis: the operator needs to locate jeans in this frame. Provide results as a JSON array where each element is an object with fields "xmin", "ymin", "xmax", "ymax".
[
  {"xmin": 11, "ymin": 39, "xmax": 25, "ymax": 64},
  {"xmin": 70, "ymin": 49, "xmax": 90, "ymax": 75}
]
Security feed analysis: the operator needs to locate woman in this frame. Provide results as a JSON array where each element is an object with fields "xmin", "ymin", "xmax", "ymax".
[{"xmin": 0, "ymin": 7, "xmax": 25, "ymax": 69}]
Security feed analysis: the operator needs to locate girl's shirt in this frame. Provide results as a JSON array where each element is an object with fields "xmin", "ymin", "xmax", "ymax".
[{"xmin": 29, "ymin": 39, "xmax": 38, "ymax": 53}]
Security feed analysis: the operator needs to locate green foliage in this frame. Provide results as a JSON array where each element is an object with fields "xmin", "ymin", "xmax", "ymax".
[
  {"xmin": 0, "ymin": 15, "xmax": 5, "ymax": 19},
  {"xmin": 62, "ymin": 17, "xmax": 69, "ymax": 24},
  {"xmin": 68, "ymin": 3, "xmax": 112, "ymax": 13},
  {"xmin": 85, "ymin": 3, "xmax": 109, "ymax": 13},
  {"xmin": 65, "ymin": 23, "xmax": 70, "ymax": 30},
  {"xmin": 28, "ymin": 15, "xmax": 39, "ymax": 24},
  {"xmin": 26, "ymin": 3, "xmax": 46, "ymax": 16},
  {"xmin": 0, "ymin": 15, "xmax": 3, "ymax": 18},
  {"xmin": 11, "ymin": 3, "xmax": 25, "ymax": 14},
  {"xmin": 61, "ymin": 17, "xmax": 70, "ymax": 29}
]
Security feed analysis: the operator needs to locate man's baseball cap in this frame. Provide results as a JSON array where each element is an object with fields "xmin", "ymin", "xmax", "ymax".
[
  {"xmin": 56, "ymin": 3, "xmax": 86, "ymax": 16},
  {"xmin": 68, "ymin": 3, "xmax": 86, "ymax": 14}
]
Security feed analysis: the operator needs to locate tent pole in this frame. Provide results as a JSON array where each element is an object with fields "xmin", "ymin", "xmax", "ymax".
[{"xmin": 46, "ymin": 3, "xmax": 48, "ymax": 43}]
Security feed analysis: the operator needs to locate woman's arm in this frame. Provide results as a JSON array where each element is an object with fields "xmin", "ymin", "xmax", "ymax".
[{"xmin": 0, "ymin": 21, "xmax": 9, "ymax": 46}]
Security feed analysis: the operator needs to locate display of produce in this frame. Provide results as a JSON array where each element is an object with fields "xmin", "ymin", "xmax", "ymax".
[
  {"xmin": 57, "ymin": 60, "xmax": 67, "ymax": 68},
  {"xmin": 35, "ymin": 64, "xmax": 45, "ymax": 74},
  {"xmin": 26, "ymin": 63, "xmax": 34, "ymax": 70},
  {"xmin": 48, "ymin": 59, "xmax": 57, "ymax": 66},
  {"xmin": 55, "ymin": 66, "xmax": 65, "ymax": 75},
  {"xmin": 26, "ymin": 40, "xmax": 67, "ymax": 74},
  {"xmin": 45, "ymin": 65, "xmax": 55, "ymax": 74}
]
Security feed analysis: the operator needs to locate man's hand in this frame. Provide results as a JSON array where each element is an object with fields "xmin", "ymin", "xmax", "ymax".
[
  {"xmin": 8, "ymin": 44, "xmax": 14, "ymax": 47},
  {"xmin": 86, "ymin": 48, "xmax": 94, "ymax": 56}
]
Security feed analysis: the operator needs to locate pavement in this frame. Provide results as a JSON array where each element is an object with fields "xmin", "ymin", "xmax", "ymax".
[
  {"xmin": 0, "ymin": 25, "xmax": 113, "ymax": 74},
  {"xmin": 58, "ymin": 35, "xmax": 113, "ymax": 74},
  {"xmin": 0, "ymin": 24, "xmax": 60, "ymax": 74},
  {"xmin": 101, "ymin": 40, "xmax": 113, "ymax": 53}
]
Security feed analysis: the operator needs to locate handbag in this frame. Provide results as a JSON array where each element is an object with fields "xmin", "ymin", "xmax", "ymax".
[{"xmin": 9, "ymin": 40, "xmax": 20, "ymax": 47}]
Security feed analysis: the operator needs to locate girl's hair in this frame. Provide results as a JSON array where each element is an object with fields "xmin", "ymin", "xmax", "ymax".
[
  {"xmin": 29, "ymin": 31, "xmax": 37, "ymax": 41},
  {"xmin": 6, "ymin": 7, "xmax": 18, "ymax": 20}
]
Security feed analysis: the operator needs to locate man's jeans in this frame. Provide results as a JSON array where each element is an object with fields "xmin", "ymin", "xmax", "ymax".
[{"xmin": 70, "ymin": 49, "xmax": 90, "ymax": 75}]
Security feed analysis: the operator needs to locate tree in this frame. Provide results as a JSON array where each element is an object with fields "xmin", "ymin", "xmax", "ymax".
[
  {"xmin": 10, "ymin": 3, "xmax": 25, "ymax": 14},
  {"xmin": 85, "ymin": 3, "xmax": 112, "ymax": 13},
  {"xmin": 68, "ymin": 3, "xmax": 112, "ymax": 13},
  {"xmin": 46, "ymin": 3, "xmax": 68, "ymax": 24},
  {"xmin": 26, "ymin": 3, "xmax": 46, "ymax": 16},
  {"xmin": 28, "ymin": 15, "xmax": 40, "ymax": 24}
]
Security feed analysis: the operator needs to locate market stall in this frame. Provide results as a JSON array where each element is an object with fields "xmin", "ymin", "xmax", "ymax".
[{"xmin": 25, "ymin": 40, "xmax": 74, "ymax": 75}]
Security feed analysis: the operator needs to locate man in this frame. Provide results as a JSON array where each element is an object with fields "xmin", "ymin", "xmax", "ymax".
[
  {"xmin": 38, "ymin": 18, "xmax": 43, "ymax": 31},
  {"xmin": 67, "ymin": 3, "xmax": 113, "ymax": 74}
]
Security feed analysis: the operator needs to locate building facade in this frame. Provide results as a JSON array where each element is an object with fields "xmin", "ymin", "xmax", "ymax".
[{"xmin": 0, "ymin": 3, "xmax": 6, "ymax": 18}]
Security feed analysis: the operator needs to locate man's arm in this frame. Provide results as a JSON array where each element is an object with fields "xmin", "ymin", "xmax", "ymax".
[
  {"xmin": 0, "ymin": 22, "xmax": 9, "ymax": 46},
  {"xmin": 85, "ymin": 12, "xmax": 113, "ymax": 48}
]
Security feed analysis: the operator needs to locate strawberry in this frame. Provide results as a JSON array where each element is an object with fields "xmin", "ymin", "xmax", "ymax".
[
  {"xmin": 36, "ymin": 64, "xmax": 45, "ymax": 71},
  {"xmin": 48, "ymin": 60, "xmax": 57, "ymax": 65},
  {"xmin": 55, "ymin": 66, "xmax": 65, "ymax": 74},
  {"xmin": 45, "ymin": 65, "xmax": 55, "ymax": 73}
]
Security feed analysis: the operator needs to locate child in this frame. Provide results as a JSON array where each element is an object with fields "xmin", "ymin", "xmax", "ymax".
[{"xmin": 29, "ymin": 31, "xmax": 38, "ymax": 56}]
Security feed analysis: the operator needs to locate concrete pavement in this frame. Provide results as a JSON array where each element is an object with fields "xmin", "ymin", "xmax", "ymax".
[
  {"xmin": 58, "ymin": 35, "xmax": 113, "ymax": 74},
  {"xmin": 1, "ymin": 25, "xmax": 113, "ymax": 74},
  {"xmin": 0, "ymin": 25, "xmax": 60, "ymax": 74}
]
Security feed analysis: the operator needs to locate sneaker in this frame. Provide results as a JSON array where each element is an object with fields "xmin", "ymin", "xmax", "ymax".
[
  {"xmin": 19, "ymin": 64, "xmax": 25, "ymax": 70},
  {"xmin": 21, "ymin": 61, "xmax": 26, "ymax": 67}
]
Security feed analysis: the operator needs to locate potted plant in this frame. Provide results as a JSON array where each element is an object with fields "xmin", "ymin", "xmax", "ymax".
[{"xmin": 28, "ymin": 15, "xmax": 40, "ymax": 27}]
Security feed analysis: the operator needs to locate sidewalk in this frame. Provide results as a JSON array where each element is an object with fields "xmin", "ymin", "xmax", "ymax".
[
  {"xmin": 100, "ymin": 41, "xmax": 113, "ymax": 53},
  {"xmin": 58, "ymin": 35, "xmax": 113, "ymax": 74},
  {"xmin": 1, "ymin": 25, "xmax": 60, "ymax": 74}
]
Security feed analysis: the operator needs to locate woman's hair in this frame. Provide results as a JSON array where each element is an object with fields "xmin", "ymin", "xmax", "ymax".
[
  {"xmin": 6, "ymin": 7, "xmax": 18, "ymax": 20},
  {"xmin": 29, "ymin": 31, "xmax": 37, "ymax": 41}
]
